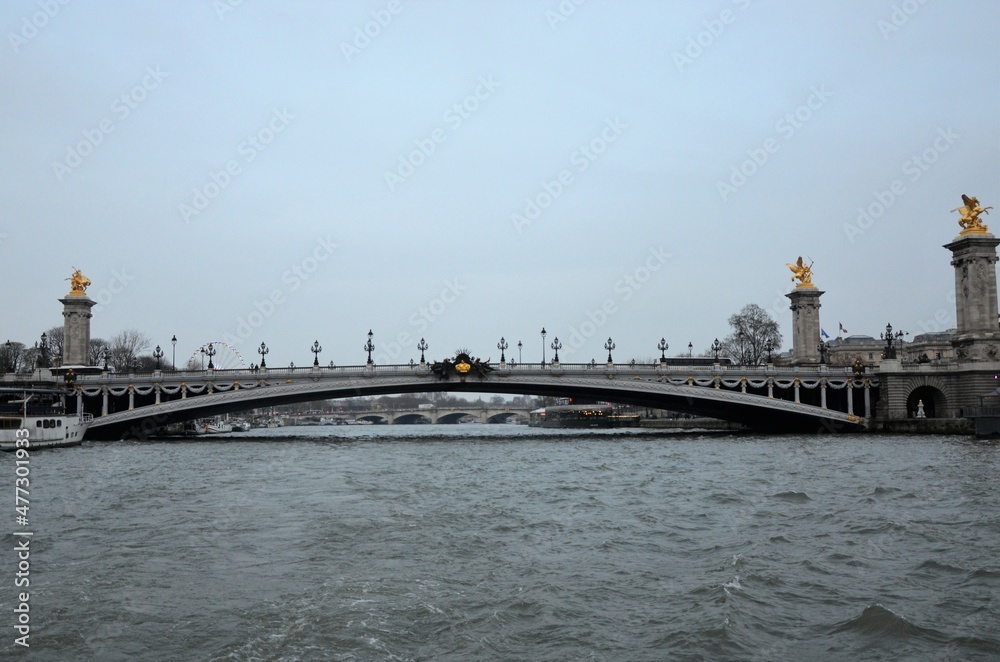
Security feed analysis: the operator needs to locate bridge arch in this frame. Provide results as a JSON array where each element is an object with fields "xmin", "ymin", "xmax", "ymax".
[
  {"xmin": 900, "ymin": 376, "xmax": 952, "ymax": 418},
  {"xmin": 76, "ymin": 364, "xmax": 874, "ymax": 439}
]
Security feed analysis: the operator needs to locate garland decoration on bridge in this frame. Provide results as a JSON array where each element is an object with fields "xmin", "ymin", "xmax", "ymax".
[{"xmin": 430, "ymin": 352, "xmax": 493, "ymax": 382}]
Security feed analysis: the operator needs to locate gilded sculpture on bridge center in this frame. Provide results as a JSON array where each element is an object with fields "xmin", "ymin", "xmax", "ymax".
[
  {"xmin": 953, "ymin": 194, "xmax": 992, "ymax": 235},
  {"xmin": 66, "ymin": 268, "xmax": 91, "ymax": 296},
  {"xmin": 786, "ymin": 256, "xmax": 815, "ymax": 288}
]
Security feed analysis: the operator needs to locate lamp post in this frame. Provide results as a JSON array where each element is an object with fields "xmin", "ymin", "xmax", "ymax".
[
  {"xmin": 153, "ymin": 345, "xmax": 164, "ymax": 370},
  {"xmin": 688, "ymin": 341, "xmax": 693, "ymax": 358},
  {"xmin": 541, "ymin": 327, "xmax": 547, "ymax": 366},
  {"xmin": 817, "ymin": 341, "xmax": 829, "ymax": 365},
  {"xmin": 550, "ymin": 337, "xmax": 562, "ymax": 364},
  {"xmin": 36, "ymin": 332, "xmax": 49, "ymax": 368},
  {"xmin": 101, "ymin": 346, "xmax": 109, "ymax": 371},
  {"xmin": 171, "ymin": 335, "xmax": 177, "ymax": 371},
  {"xmin": 517, "ymin": 340, "xmax": 522, "ymax": 365},
  {"xmin": 764, "ymin": 339, "xmax": 774, "ymax": 363},
  {"xmin": 498, "ymin": 337, "xmax": 508, "ymax": 365},
  {"xmin": 311, "ymin": 340, "xmax": 322, "ymax": 367},
  {"xmin": 711, "ymin": 338, "xmax": 722, "ymax": 361},
  {"xmin": 737, "ymin": 330, "xmax": 747, "ymax": 365},
  {"xmin": 605, "ymin": 337, "xmax": 615, "ymax": 364},
  {"xmin": 365, "ymin": 330, "xmax": 375, "ymax": 366},
  {"xmin": 657, "ymin": 338, "xmax": 669, "ymax": 366},
  {"xmin": 880, "ymin": 323, "xmax": 906, "ymax": 360},
  {"xmin": 417, "ymin": 338, "xmax": 428, "ymax": 366},
  {"xmin": 204, "ymin": 342, "xmax": 216, "ymax": 370},
  {"xmin": 258, "ymin": 341, "xmax": 268, "ymax": 369}
]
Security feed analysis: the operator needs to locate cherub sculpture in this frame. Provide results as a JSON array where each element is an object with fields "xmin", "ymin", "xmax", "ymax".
[
  {"xmin": 953, "ymin": 194, "xmax": 992, "ymax": 234},
  {"xmin": 786, "ymin": 256, "xmax": 814, "ymax": 288}
]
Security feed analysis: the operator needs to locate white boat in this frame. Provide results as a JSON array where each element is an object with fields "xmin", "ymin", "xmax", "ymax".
[
  {"xmin": 204, "ymin": 419, "xmax": 233, "ymax": 434},
  {"xmin": 0, "ymin": 390, "xmax": 91, "ymax": 451}
]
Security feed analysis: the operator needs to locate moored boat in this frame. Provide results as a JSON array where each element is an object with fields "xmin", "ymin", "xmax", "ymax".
[{"xmin": 0, "ymin": 388, "xmax": 91, "ymax": 451}]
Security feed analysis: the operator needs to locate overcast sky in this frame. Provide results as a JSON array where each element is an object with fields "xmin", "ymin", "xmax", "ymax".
[{"xmin": 2, "ymin": 0, "xmax": 998, "ymax": 369}]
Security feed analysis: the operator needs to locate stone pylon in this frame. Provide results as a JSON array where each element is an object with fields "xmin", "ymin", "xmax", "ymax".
[
  {"xmin": 944, "ymin": 232, "xmax": 1000, "ymax": 361},
  {"xmin": 60, "ymin": 294, "xmax": 96, "ymax": 366},
  {"xmin": 787, "ymin": 286, "xmax": 824, "ymax": 365}
]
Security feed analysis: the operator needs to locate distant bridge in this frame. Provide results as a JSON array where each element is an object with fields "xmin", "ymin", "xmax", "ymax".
[
  {"xmin": 67, "ymin": 361, "xmax": 878, "ymax": 439},
  {"xmin": 283, "ymin": 405, "xmax": 533, "ymax": 425}
]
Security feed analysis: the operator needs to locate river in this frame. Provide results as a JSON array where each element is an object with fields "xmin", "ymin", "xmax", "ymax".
[{"xmin": 2, "ymin": 426, "xmax": 998, "ymax": 660}]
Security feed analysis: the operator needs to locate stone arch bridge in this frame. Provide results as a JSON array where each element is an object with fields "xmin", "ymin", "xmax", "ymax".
[{"xmin": 70, "ymin": 361, "xmax": 878, "ymax": 440}]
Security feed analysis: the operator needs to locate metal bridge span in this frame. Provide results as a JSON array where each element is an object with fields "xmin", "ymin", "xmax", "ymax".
[{"xmin": 73, "ymin": 362, "xmax": 878, "ymax": 440}]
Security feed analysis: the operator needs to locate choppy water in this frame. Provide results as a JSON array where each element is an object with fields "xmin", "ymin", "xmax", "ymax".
[{"xmin": 2, "ymin": 426, "xmax": 998, "ymax": 661}]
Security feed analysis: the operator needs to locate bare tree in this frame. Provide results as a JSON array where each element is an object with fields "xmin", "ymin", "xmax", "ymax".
[
  {"xmin": 1, "ymin": 341, "xmax": 26, "ymax": 373},
  {"xmin": 720, "ymin": 303, "xmax": 782, "ymax": 365},
  {"xmin": 107, "ymin": 329, "xmax": 152, "ymax": 373},
  {"xmin": 45, "ymin": 326, "xmax": 65, "ymax": 359},
  {"xmin": 90, "ymin": 338, "xmax": 107, "ymax": 367}
]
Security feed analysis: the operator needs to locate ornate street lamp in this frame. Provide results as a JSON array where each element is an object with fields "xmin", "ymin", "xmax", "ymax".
[
  {"xmin": 688, "ymin": 341, "xmax": 693, "ymax": 358},
  {"xmin": 817, "ymin": 341, "xmax": 829, "ymax": 364},
  {"xmin": 517, "ymin": 340, "xmax": 523, "ymax": 364},
  {"xmin": 605, "ymin": 337, "xmax": 615, "ymax": 364},
  {"xmin": 171, "ymin": 335, "xmax": 177, "ymax": 371},
  {"xmin": 880, "ymin": 322, "xmax": 906, "ymax": 360},
  {"xmin": 764, "ymin": 339, "xmax": 774, "ymax": 363},
  {"xmin": 657, "ymin": 338, "xmax": 669, "ymax": 365},
  {"xmin": 258, "ymin": 341, "xmax": 269, "ymax": 369},
  {"xmin": 36, "ymin": 332, "xmax": 49, "ymax": 368},
  {"xmin": 550, "ymin": 337, "xmax": 562, "ymax": 364},
  {"xmin": 311, "ymin": 340, "xmax": 323, "ymax": 367},
  {"xmin": 498, "ymin": 337, "xmax": 508, "ymax": 365},
  {"xmin": 365, "ymin": 330, "xmax": 375, "ymax": 366},
  {"xmin": 417, "ymin": 338, "xmax": 428, "ymax": 366},
  {"xmin": 541, "ymin": 327, "xmax": 547, "ymax": 367},
  {"xmin": 153, "ymin": 345, "xmax": 164, "ymax": 370},
  {"xmin": 204, "ymin": 342, "xmax": 216, "ymax": 370},
  {"xmin": 101, "ymin": 346, "xmax": 110, "ymax": 371},
  {"xmin": 711, "ymin": 338, "xmax": 723, "ymax": 361}
]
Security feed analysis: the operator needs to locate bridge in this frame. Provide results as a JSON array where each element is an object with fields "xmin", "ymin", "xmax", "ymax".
[
  {"xmin": 282, "ymin": 404, "xmax": 533, "ymax": 425},
  {"xmin": 67, "ymin": 360, "xmax": 877, "ymax": 439}
]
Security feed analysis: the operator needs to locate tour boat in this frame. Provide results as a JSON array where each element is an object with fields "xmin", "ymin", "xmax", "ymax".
[{"xmin": 0, "ymin": 389, "xmax": 91, "ymax": 451}]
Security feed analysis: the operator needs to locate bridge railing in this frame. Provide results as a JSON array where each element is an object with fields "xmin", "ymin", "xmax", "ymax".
[{"xmin": 72, "ymin": 360, "xmax": 863, "ymax": 384}]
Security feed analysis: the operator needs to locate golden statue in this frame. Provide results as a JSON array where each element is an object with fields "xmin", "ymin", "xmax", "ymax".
[
  {"xmin": 786, "ymin": 256, "xmax": 814, "ymax": 288},
  {"xmin": 66, "ymin": 268, "xmax": 91, "ymax": 296},
  {"xmin": 953, "ymin": 194, "xmax": 992, "ymax": 235}
]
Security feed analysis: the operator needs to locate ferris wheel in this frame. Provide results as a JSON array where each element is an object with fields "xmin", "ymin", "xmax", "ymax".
[{"xmin": 187, "ymin": 341, "xmax": 247, "ymax": 370}]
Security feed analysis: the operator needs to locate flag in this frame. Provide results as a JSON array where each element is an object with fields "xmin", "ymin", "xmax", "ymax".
[
  {"xmin": 839, "ymin": 322, "xmax": 848, "ymax": 335},
  {"xmin": 821, "ymin": 328, "xmax": 830, "ymax": 339}
]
